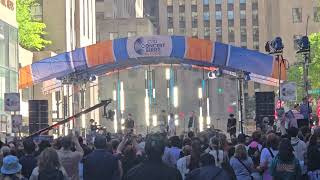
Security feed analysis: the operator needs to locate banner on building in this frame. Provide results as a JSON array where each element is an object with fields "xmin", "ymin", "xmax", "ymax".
[
  {"xmin": 4, "ymin": 93, "xmax": 20, "ymax": 111},
  {"xmin": 280, "ymin": 82, "xmax": 297, "ymax": 101},
  {"xmin": 127, "ymin": 36, "xmax": 173, "ymax": 58},
  {"xmin": 11, "ymin": 115, "xmax": 22, "ymax": 133}
]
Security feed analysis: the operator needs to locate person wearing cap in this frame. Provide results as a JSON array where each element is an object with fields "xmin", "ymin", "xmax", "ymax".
[
  {"xmin": 124, "ymin": 133, "xmax": 182, "ymax": 180},
  {"xmin": 0, "ymin": 155, "xmax": 27, "ymax": 180}
]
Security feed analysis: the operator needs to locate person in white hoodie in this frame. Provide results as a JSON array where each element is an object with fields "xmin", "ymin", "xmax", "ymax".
[{"xmin": 287, "ymin": 127, "xmax": 307, "ymax": 175}]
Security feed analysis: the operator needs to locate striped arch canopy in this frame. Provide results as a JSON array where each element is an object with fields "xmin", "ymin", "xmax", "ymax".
[{"xmin": 19, "ymin": 36, "xmax": 286, "ymax": 89}]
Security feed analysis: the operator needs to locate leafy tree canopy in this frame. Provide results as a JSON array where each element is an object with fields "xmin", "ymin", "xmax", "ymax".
[{"xmin": 16, "ymin": 0, "xmax": 51, "ymax": 51}]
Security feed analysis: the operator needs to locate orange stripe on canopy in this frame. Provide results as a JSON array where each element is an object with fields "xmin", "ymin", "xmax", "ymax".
[
  {"xmin": 185, "ymin": 38, "xmax": 213, "ymax": 63},
  {"xmin": 85, "ymin": 40, "xmax": 115, "ymax": 67},
  {"xmin": 19, "ymin": 65, "xmax": 33, "ymax": 89},
  {"xmin": 271, "ymin": 57, "xmax": 287, "ymax": 80}
]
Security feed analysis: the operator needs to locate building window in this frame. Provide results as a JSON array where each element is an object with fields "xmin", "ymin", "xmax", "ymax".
[
  {"xmin": 215, "ymin": 0, "xmax": 222, "ymax": 4},
  {"xmin": 192, "ymin": 4, "xmax": 197, "ymax": 13},
  {"xmin": 293, "ymin": 35, "xmax": 303, "ymax": 50},
  {"xmin": 96, "ymin": 12, "xmax": 104, "ymax": 20},
  {"xmin": 128, "ymin": 32, "xmax": 136, "ymax": 37},
  {"xmin": 240, "ymin": 10, "xmax": 246, "ymax": 19},
  {"xmin": 168, "ymin": 7, "xmax": 173, "ymax": 28},
  {"xmin": 240, "ymin": 0, "xmax": 246, "ymax": 3},
  {"xmin": 203, "ymin": 0, "xmax": 209, "ymax": 5},
  {"xmin": 179, "ymin": 5, "xmax": 185, "ymax": 12},
  {"xmin": 179, "ymin": 12, "xmax": 185, "ymax": 21},
  {"xmin": 216, "ymin": 27, "xmax": 222, "ymax": 42},
  {"xmin": 240, "ymin": 27, "xmax": 247, "ymax": 45},
  {"xmin": 228, "ymin": 27, "xmax": 235, "ymax": 43},
  {"xmin": 228, "ymin": 11, "xmax": 234, "ymax": 20},
  {"xmin": 192, "ymin": 0, "xmax": 197, "ymax": 5},
  {"xmin": 292, "ymin": 8, "xmax": 302, "ymax": 23},
  {"xmin": 252, "ymin": 9, "xmax": 259, "ymax": 26},
  {"xmin": 179, "ymin": 21, "xmax": 186, "ymax": 28},
  {"xmin": 215, "ymin": 11, "xmax": 222, "ymax": 20},
  {"xmin": 179, "ymin": 28, "xmax": 185, "ymax": 34},
  {"xmin": 179, "ymin": 0, "xmax": 185, "ymax": 6},
  {"xmin": 204, "ymin": 20, "xmax": 210, "ymax": 27},
  {"xmin": 204, "ymin": 27, "xmax": 210, "ymax": 39},
  {"xmin": 168, "ymin": 28, "xmax": 174, "ymax": 35},
  {"xmin": 228, "ymin": 0, "xmax": 234, "ymax": 10},
  {"xmin": 253, "ymin": 41, "xmax": 259, "ymax": 50},
  {"xmin": 167, "ymin": 0, "xmax": 173, "ymax": 6},
  {"xmin": 192, "ymin": 28, "xmax": 198, "ymax": 38},
  {"xmin": 203, "ymin": 11, "xmax": 210, "ymax": 21},
  {"xmin": 314, "ymin": 7, "xmax": 320, "ymax": 22},
  {"xmin": 252, "ymin": 0, "xmax": 258, "ymax": 10},
  {"xmin": 30, "ymin": 0, "xmax": 43, "ymax": 21},
  {"xmin": 109, "ymin": 32, "xmax": 118, "ymax": 40},
  {"xmin": 253, "ymin": 26, "xmax": 259, "ymax": 42}
]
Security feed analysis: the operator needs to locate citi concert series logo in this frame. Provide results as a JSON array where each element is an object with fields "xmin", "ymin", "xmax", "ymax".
[{"xmin": 134, "ymin": 37, "xmax": 165, "ymax": 56}]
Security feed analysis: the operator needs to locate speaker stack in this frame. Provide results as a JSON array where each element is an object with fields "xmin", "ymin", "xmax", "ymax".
[
  {"xmin": 255, "ymin": 92, "xmax": 275, "ymax": 126},
  {"xmin": 29, "ymin": 100, "xmax": 49, "ymax": 134}
]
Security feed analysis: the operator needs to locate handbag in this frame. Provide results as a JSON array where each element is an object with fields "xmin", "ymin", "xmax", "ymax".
[{"xmin": 236, "ymin": 158, "xmax": 254, "ymax": 180}]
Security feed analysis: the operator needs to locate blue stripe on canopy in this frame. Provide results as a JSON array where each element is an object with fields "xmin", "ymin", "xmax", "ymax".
[
  {"xmin": 170, "ymin": 36, "xmax": 185, "ymax": 58},
  {"xmin": 212, "ymin": 42, "xmax": 228, "ymax": 67},
  {"xmin": 72, "ymin": 48, "xmax": 87, "ymax": 71},
  {"xmin": 113, "ymin": 38, "xmax": 129, "ymax": 62},
  {"xmin": 31, "ymin": 52, "xmax": 73, "ymax": 83},
  {"xmin": 227, "ymin": 46, "xmax": 274, "ymax": 77}
]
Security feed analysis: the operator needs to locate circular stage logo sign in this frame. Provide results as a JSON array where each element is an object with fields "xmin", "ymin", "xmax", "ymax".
[{"xmin": 133, "ymin": 37, "xmax": 166, "ymax": 56}]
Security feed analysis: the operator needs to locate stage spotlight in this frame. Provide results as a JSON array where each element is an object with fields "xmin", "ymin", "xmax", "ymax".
[
  {"xmin": 265, "ymin": 37, "xmax": 284, "ymax": 54},
  {"xmin": 295, "ymin": 36, "xmax": 310, "ymax": 53},
  {"xmin": 89, "ymin": 75, "xmax": 97, "ymax": 82},
  {"xmin": 208, "ymin": 71, "xmax": 216, "ymax": 79}
]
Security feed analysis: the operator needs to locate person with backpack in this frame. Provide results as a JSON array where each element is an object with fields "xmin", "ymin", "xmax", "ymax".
[
  {"xmin": 208, "ymin": 137, "xmax": 225, "ymax": 168},
  {"xmin": 269, "ymin": 138, "xmax": 301, "ymax": 180},
  {"xmin": 186, "ymin": 153, "xmax": 230, "ymax": 180},
  {"xmin": 260, "ymin": 133, "xmax": 279, "ymax": 180},
  {"xmin": 29, "ymin": 147, "xmax": 69, "ymax": 180}
]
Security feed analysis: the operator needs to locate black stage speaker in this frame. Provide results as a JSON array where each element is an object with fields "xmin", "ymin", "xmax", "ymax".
[
  {"xmin": 29, "ymin": 100, "xmax": 49, "ymax": 134},
  {"xmin": 255, "ymin": 92, "xmax": 275, "ymax": 125}
]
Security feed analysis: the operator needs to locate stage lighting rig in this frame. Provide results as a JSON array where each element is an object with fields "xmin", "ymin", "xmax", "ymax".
[
  {"xmin": 295, "ymin": 36, "xmax": 310, "ymax": 54},
  {"xmin": 265, "ymin": 37, "xmax": 284, "ymax": 55}
]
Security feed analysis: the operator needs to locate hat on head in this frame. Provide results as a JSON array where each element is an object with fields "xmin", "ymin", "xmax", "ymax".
[{"xmin": 1, "ymin": 155, "xmax": 22, "ymax": 175}]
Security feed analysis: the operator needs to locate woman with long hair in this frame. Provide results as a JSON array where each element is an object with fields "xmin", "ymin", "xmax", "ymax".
[
  {"xmin": 208, "ymin": 137, "xmax": 225, "ymax": 168},
  {"xmin": 29, "ymin": 147, "xmax": 69, "ymax": 180},
  {"xmin": 269, "ymin": 138, "xmax": 301, "ymax": 180},
  {"xmin": 230, "ymin": 144, "xmax": 254, "ymax": 180},
  {"xmin": 177, "ymin": 140, "xmax": 202, "ymax": 180},
  {"xmin": 307, "ymin": 134, "xmax": 320, "ymax": 179}
]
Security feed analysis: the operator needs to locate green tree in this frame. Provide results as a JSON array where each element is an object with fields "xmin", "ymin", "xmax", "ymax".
[
  {"xmin": 16, "ymin": 0, "xmax": 51, "ymax": 51},
  {"xmin": 288, "ymin": 32, "xmax": 320, "ymax": 101}
]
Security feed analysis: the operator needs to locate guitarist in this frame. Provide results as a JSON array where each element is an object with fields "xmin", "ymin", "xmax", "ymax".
[{"xmin": 227, "ymin": 114, "xmax": 237, "ymax": 139}]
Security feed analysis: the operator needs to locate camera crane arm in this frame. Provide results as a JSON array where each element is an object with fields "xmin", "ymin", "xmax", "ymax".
[{"xmin": 28, "ymin": 99, "xmax": 112, "ymax": 138}]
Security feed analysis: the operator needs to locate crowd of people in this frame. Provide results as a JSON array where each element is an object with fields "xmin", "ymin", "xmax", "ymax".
[{"xmin": 0, "ymin": 125, "xmax": 319, "ymax": 180}]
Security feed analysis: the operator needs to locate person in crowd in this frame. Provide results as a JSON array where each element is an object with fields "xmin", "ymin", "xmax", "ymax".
[
  {"xmin": 124, "ymin": 133, "xmax": 182, "ymax": 180},
  {"xmin": 111, "ymin": 139, "xmax": 120, "ymax": 155},
  {"xmin": 168, "ymin": 113, "xmax": 176, "ymax": 136},
  {"xmin": 186, "ymin": 153, "xmax": 230, "ymax": 180},
  {"xmin": 78, "ymin": 137, "xmax": 92, "ymax": 158},
  {"xmin": 163, "ymin": 136, "xmax": 182, "ymax": 167},
  {"xmin": 179, "ymin": 138, "xmax": 192, "ymax": 158},
  {"xmin": 300, "ymin": 97, "xmax": 312, "ymax": 121},
  {"xmin": 260, "ymin": 133, "xmax": 280, "ymax": 180},
  {"xmin": 248, "ymin": 131, "xmax": 263, "ymax": 151},
  {"xmin": 117, "ymin": 135, "xmax": 143, "ymax": 176},
  {"xmin": 19, "ymin": 139, "xmax": 37, "ymax": 179},
  {"xmin": 237, "ymin": 134, "xmax": 248, "ymax": 148},
  {"xmin": 0, "ymin": 155, "xmax": 26, "ymax": 180},
  {"xmin": 83, "ymin": 135, "xmax": 122, "ymax": 180},
  {"xmin": 30, "ymin": 147, "xmax": 69, "ymax": 180},
  {"xmin": 177, "ymin": 140, "xmax": 202, "ymax": 179},
  {"xmin": 35, "ymin": 140, "xmax": 51, "ymax": 158},
  {"xmin": 307, "ymin": 134, "xmax": 320, "ymax": 179},
  {"xmin": 230, "ymin": 144, "xmax": 255, "ymax": 180},
  {"xmin": 159, "ymin": 110, "xmax": 168, "ymax": 133},
  {"xmin": 269, "ymin": 138, "xmax": 301, "ymax": 180},
  {"xmin": 287, "ymin": 127, "xmax": 307, "ymax": 175},
  {"xmin": 58, "ymin": 134, "xmax": 83, "ymax": 180},
  {"xmin": 207, "ymin": 137, "xmax": 225, "ymax": 168},
  {"xmin": 125, "ymin": 114, "xmax": 135, "ymax": 134},
  {"xmin": 227, "ymin": 114, "xmax": 237, "ymax": 139},
  {"xmin": 188, "ymin": 111, "xmax": 198, "ymax": 133}
]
